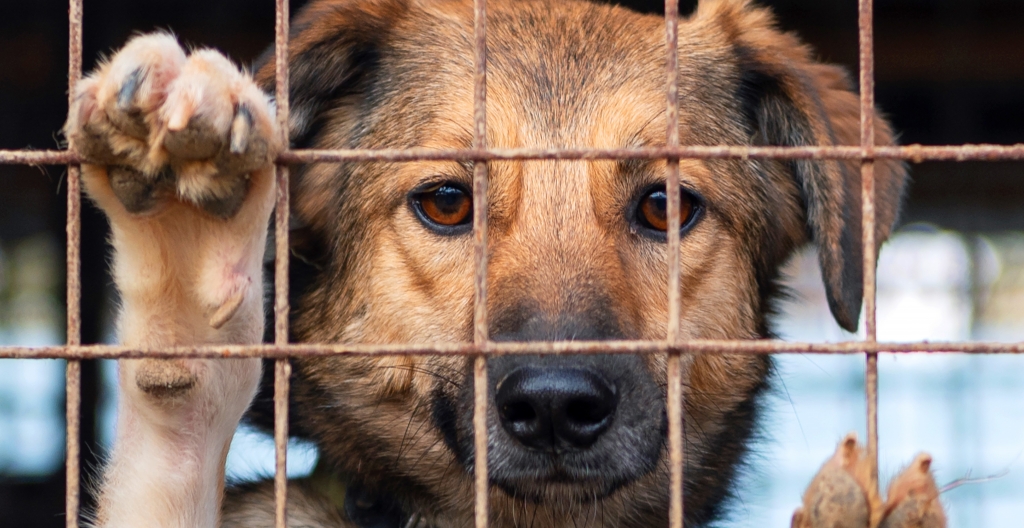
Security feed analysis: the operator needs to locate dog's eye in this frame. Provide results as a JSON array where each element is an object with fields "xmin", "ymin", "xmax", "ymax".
[
  {"xmin": 411, "ymin": 182, "xmax": 472, "ymax": 231},
  {"xmin": 635, "ymin": 186, "xmax": 700, "ymax": 234}
]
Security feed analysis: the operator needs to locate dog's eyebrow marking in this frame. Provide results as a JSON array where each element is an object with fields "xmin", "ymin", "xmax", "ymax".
[
  {"xmin": 616, "ymin": 157, "xmax": 653, "ymax": 180},
  {"xmin": 616, "ymin": 133, "xmax": 661, "ymax": 178}
]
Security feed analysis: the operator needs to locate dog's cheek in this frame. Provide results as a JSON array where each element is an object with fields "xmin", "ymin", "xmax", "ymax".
[{"xmin": 367, "ymin": 356, "xmax": 416, "ymax": 398}]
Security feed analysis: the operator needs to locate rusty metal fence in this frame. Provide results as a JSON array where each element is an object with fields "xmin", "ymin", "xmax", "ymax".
[{"xmin": 1, "ymin": 0, "xmax": 1024, "ymax": 527}]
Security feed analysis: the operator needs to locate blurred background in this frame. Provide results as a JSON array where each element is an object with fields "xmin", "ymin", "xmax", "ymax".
[{"xmin": 0, "ymin": 0, "xmax": 1022, "ymax": 526}]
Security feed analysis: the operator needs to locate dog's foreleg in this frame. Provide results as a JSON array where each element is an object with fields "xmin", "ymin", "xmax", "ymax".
[{"xmin": 66, "ymin": 33, "xmax": 281, "ymax": 528}]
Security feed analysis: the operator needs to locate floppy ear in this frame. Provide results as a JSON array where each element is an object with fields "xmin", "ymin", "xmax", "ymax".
[
  {"xmin": 253, "ymin": 0, "xmax": 409, "ymax": 146},
  {"xmin": 695, "ymin": 0, "xmax": 908, "ymax": 332}
]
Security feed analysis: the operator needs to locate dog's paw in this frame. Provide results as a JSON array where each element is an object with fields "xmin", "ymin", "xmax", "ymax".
[
  {"xmin": 792, "ymin": 434, "xmax": 947, "ymax": 528},
  {"xmin": 878, "ymin": 454, "xmax": 946, "ymax": 528},
  {"xmin": 66, "ymin": 32, "xmax": 280, "ymax": 219}
]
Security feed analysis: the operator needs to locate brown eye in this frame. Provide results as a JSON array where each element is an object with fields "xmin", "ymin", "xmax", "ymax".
[
  {"xmin": 413, "ymin": 182, "xmax": 472, "ymax": 231},
  {"xmin": 636, "ymin": 187, "xmax": 699, "ymax": 234}
]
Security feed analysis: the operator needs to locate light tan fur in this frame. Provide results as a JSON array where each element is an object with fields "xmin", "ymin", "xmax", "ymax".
[{"xmin": 66, "ymin": 33, "xmax": 280, "ymax": 527}]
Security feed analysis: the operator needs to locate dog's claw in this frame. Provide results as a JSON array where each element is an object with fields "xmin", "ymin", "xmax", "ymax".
[
  {"xmin": 116, "ymin": 67, "xmax": 144, "ymax": 111},
  {"xmin": 794, "ymin": 436, "xmax": 946, "ymax": 528},
  {"xmin": 229, "ymin": 103, "xmax": 253, "ymax": 155}
]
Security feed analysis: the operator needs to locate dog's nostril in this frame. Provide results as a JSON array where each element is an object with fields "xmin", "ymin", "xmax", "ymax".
[
  {"xmin": 566, "ymin": 398, "xmax": 610, "ymax": 426},
  {"xmin": 502, "ymin": 401, "xmax": 537, "ymax": 423},
  {"xmin": 495, "ymin": 367, "xmax": 617, "ymax": 451}
]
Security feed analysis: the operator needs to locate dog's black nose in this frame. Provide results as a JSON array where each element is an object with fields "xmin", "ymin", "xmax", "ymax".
[{"xmin": 495, "ymin": 367, "xmax": 617, "ymax": 451}]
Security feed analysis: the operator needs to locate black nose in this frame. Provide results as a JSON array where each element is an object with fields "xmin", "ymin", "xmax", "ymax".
[{"xmin": 495, "ymin": 367, "xmax": 617, "ymax": 451}]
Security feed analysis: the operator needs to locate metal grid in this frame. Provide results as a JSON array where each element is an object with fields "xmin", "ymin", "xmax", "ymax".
[{"xmin": 0, "ymin": 0, "xmax": 1023, "ymax": 527}]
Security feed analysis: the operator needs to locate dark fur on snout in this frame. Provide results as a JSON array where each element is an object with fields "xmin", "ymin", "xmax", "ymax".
[{"xmin": 238, "ymin": 0, "xmax": 908, "ymax": 526}]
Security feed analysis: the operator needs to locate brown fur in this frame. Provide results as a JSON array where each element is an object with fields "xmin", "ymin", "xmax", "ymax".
[
  {"xmin": 242, "ymin": 0, "xmax": 906, "ymax": 526},
  {"xmin": 69, "ymin": 0, "xmax": 913, "ymax": 527}
]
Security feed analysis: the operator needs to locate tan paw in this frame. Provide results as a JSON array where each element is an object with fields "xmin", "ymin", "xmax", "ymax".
[
  {"xmin": 792, "ymin": 435, "xmax": 947, "ymax": 528},
  {"xmin": 66, "ymin": 32, "xmax": 280, "ymax": 219},
  {"xmin": 792, "ymin": 434, "xmax": 876, "ymax": 528},
  {"xmin": 879, "ymin": 454, "xmax": 946, "ymax": 528}
]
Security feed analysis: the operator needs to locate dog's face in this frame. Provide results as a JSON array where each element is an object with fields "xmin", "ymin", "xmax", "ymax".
[{"xmin": 255, "ymin": 0, "xmax": 907, "ymax": 525}]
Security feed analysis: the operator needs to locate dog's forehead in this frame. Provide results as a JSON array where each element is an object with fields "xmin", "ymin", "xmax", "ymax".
[
  {"xmin": 386, "ymin": 1, "xmax": 742, "ymax": 150},
  {"xmin": 393, "ymin": 1, "xmax": 705, "ymax": 138}
]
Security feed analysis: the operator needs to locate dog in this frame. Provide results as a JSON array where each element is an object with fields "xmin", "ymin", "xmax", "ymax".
[{"xmin": 64, "ymin": 0, "xmax": 944, "ymax": 526}]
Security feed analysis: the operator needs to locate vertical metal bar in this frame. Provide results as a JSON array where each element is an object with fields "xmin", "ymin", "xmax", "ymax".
[
  {"xmin": 858, "ymin": 0, "xmax": 880, "ymax": 492},
  {"xmin": 472, "ymin": 0, "xmax": 489, "ymax": 527},
  {"xmin": 65, "ymin": 0, "xmax": 83, "ymax": 526},
  {"xmin": 664, "ymin": 0, "xmax": 684, "ymax": 527},
  {"xmin": 273, "ymin": 0, "xmax": 291, "ymax": 526}
]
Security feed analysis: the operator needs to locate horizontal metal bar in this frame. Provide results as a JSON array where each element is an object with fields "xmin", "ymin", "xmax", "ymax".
[
  {"xmin": 5, "ymin": 144, "xmax": 1024, "ymax": 166},
  {"xmin": 2, "ymin": 340, "xmax": 1023, "ymax": 359},
  {"xmin": 0, "ymin": 150, "xmax": 78, "ymax": 165}
]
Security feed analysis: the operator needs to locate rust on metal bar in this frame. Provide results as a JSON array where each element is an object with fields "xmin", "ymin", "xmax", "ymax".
[
  {"xmin": 0, "ymin": 150, "xmax": 78, "ymax": 165},
  {"xmin": 275, "ymin": 0, "xmax": 290, "ymax": 143},
  {"xmin": 273, "ymin": 359, "xmax": 291, "ymax": 528},
  {"xmin": 471, "ymin": 0, "xmax": 490, "ymax": 527},
  {"xmin": 274, "ymin": 166, "xmax": 291, "ymax": 346},
  {"xmin": 664, "ymin": 0, "xmax": 685, "ymax": 525},
  {"xmin": 278, "ymin": 144, "xmax": 1024, "ymax": 163},
  {"xmin": 7, "ymin": 340, "xmax": 1024, "ymax": 360},
  {"xmin": 472, "ymin": 356, "xmax": 489, "ymax": 528},
  {"xmin": 273, "ymin": 164, "xmax": 291, "ymax": 528},
  {"xmin": 273, "ymin": 0, "xmax": 292, "ymax": 526},
  {"xmin": 858, "ymin": 0, "xmax": 880, "ymax": 493},
  {"xmin": 65, "ymin": 0, "xmax": 84, "ymax": 525},
  {"xmin": 667, "ymin": 353, "xmax": 684, "ymax": 528},
  {"xmin": 7, "ymin": 144, "xmax": 1024, "ymax": 166}
]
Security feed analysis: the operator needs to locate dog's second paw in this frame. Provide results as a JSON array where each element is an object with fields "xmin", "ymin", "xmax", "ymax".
[
  {"xmin": 66, "ymin": 32, "xmax": 280, "ymax": 219},
  {"xmin": 792, "ymin": 434, "xmax": 875, "ymax": 528},
  {"xmin": 792, "ymin": 434, "xmax": 947, "ymax": 528},
  {"xmin": 878, "ymin": 454, "xmax": 946, "ymax": 528}
]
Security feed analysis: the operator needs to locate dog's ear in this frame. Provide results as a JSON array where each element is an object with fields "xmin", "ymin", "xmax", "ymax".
[
  {"xmin": 695, "ymin": 0, "xmax": 908, "ymax": 332},
  {"xmin": 254, "ymin": 0, "xmax": 409, "ymax": 145}
]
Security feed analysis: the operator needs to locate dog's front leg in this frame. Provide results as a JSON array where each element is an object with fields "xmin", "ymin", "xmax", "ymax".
[{"xmin": 65, "ymin": 34, "xmax": 281, "ymax": 528}]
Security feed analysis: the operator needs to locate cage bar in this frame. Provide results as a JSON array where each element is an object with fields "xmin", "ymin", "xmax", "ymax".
[
  {"xmin": 471, "ymin": 0, "xmax": 490, "ymax": 527},
  {"xmin": 664, "ymin": 0, "xmax": 684, "ymax": 526},
  {"xmin": 6, "ymin": 144, "xmax": 1024, "ymax": 166},
  {"xmin": 273, "ymin": 0, "xmax": 292, "ymax": 526},
  {"xmin": 5, "ymin": 339, "xmax": 1024, "ymax": 361},
  {"xmin": 65, "ymin": 0, "xmax": 84, "ymax": 525},
  {"xmin": 858, "ymin": 0, "xmax": 881, "ymax": 491}
]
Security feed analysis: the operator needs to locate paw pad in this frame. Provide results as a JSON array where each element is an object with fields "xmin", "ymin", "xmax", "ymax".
[
  {"xmin": 65, "ymin": 32, "xmax": 280, "ymax": 219},
  {"xmin": 135, "ymin": 359, "xmax": 198, "ymax": 399}
]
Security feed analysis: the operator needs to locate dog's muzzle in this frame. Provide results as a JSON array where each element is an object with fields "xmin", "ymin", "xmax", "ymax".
[{"xmin": 435, "ymin": 308, "xmax": 667, "ymax": 503}]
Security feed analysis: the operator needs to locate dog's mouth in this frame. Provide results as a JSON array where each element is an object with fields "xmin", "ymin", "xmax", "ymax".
[
  {"xmin": 484, "ymin": 456, "xmax": 645, "ymax": 504},
  {"xmin": 433, "ymin": 353, "xmax": 667, "ymax": 506}
]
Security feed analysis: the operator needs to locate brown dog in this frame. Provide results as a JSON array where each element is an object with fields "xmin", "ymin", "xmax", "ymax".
[{"xmin": 65, "ymin": 0, "xmax": 934, "ymax": 527}]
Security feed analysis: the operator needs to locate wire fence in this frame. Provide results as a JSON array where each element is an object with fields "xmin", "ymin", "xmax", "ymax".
[{"xmin": 0, "ymin": 0, "xmax": 1023, "ymax": 527}]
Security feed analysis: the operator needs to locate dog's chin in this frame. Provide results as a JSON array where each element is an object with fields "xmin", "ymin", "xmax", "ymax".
[
  {"xmin": 493, "ymin": 474, "xmax": 629, "ymax": 505},
  {"xmin": 488, "ymin": 450, "xmax": 656, "ymax": 505}
]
